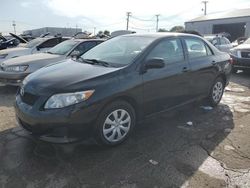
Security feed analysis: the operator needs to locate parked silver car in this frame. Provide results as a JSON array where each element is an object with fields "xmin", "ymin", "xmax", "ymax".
[
  {"xmin": 0, "ymin": 36, "xmax": 68, "ymax": 63},
  {"xmin": 0, "ymin": 39, "xmax": 104, "ymax": 86},
  {"xmin": 204, "ymin": 35, "xmax": 233, "ymax": 53}
]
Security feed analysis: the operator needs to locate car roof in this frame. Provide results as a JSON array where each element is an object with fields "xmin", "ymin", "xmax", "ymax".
[
  {"xmin": 72, "ymin": 38, "xmax": 106, "ymax": 42},
  {"xmin": 121, "ymin": 32, "xmax": 202, "ymax": 39}
]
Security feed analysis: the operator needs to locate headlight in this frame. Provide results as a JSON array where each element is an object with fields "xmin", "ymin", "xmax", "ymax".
[
  {"xmin": 4, "ymin": 65, "xmax": 29, "ymax": 72},
  {"xmin": 0, "ymin": 54, "xmax": 8, "ymax": 59},
  {"xmin": 44, "ymin": 90, "xmax": 95, "ymax": 109},
  {"xmin": 230, "ymin": 49, "xmax": 241, "ymax": 58}
]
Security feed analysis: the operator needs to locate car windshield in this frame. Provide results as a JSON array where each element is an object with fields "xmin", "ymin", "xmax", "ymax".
[
  {"xmin": 243, "ymin": 38, "xmax": 250, "ymax": 44},
  {"xmin": 48, "ymin": 40, "xmax": 78, "ymax": 55},
  {"xmin": 24, "ymin": 38, "xmax": 46, "ymax": 48},
  {"xmin": 81, "ymin": 36, "xmax": 155, "ymax": 66}
]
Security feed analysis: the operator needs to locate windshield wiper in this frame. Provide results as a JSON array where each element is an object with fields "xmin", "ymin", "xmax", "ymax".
[
  {"xmin": 77, "ymin": 58, "xmax": 110, "ymax": 67},
  {"xmin": 47, "ymin": 51, "xmax": 54, "ymax": 54}
]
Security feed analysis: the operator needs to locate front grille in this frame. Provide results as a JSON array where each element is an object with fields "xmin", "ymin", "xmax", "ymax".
[
  {"xmin": 241, "ymin": 51, "xmax": 250, "ymax": 59},
  {"xmin": 20, "ymin": 92, "xmax": 39, "ymax": 106}
]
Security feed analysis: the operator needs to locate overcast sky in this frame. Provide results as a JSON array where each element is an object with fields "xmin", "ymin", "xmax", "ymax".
[{"xmin": 1, "ymin": 0, "xmax": 250, "ymax": 35}]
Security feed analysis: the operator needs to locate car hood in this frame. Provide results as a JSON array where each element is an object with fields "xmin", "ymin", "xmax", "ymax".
[
  {"xmin": 24, "ymin": 59, "xmax": 121, "ymax": 94},
  {"xmin": 0, "ymin": 47, "xmax": 29, "ymax": 55},
  {"xmin": 9, "ymin": 33, "xmax": 27, "ymax": 43},
  {"xmin": 234, "ymin": 44, "xmax": 250, "ymax": 50},
  {"xmin": 1, "ymin": 53, "xmax": 63, "ymax": 67}
]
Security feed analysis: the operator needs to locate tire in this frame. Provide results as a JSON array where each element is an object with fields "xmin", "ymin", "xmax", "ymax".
[
  {"xmin": 94, "ymin": 100, "xmax": 136, "ymax": 146},
  {"xmin": 207, "ymin": 77, "xmax": 225, "ymax": 107}
]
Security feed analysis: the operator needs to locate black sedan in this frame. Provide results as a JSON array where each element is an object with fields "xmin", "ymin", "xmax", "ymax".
[{"xmin": 15, "ymin": 33, "xmax": 232, "ymax": 145}]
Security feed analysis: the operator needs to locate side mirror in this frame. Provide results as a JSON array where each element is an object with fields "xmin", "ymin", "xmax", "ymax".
[
  {"xmin": 36, "ymin": 46, "xmax": 40, "ymax": 51},
  {"xmin": 145, "ymin": 58, "xmax": 165, "ymax": 70},
  {"xmin": 70, "ymin": 50, "xmax": 81, "ymax": 58}
]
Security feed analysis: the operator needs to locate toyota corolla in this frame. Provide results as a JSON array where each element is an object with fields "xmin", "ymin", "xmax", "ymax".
[{"xmin": 15, "ymin": 33, "xmax": 232, "ymax": 145}]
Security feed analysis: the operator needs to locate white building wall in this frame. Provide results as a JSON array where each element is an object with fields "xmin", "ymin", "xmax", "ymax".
[
  {"xmin": 185, "ymin": 16, "xmax": 250, "ymax": 37},
  {"xmin": 24, "ymin": 27, "xmax": 82, "ymax": 37}
]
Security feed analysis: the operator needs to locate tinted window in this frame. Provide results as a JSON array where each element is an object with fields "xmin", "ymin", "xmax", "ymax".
[
  {"xmin": 147, "ymin": 38, "xmax": 184, "ymax": 64},
  {"xmin": 185, "ymin": 38, "xmax": 208, "ymax": 58},
  {"xmin": 73, "ymin": 41, "xmax": 97, "ymax": 55},
  {"xmin": 40, "ymin": 38, "xmax": 61, "ymax": 48}
]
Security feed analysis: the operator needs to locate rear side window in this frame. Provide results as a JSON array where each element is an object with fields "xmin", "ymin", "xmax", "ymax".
[
  {"xmin": 146, "ymin": 38, "xmax": 184, "ymax": 64},
  {"xmin": 40, "ymin": 38, "xmax": 61, "ymax": 48},
  {"xmin": 184, "ymin": 38, "xmax": 210, "ymax": 59}
]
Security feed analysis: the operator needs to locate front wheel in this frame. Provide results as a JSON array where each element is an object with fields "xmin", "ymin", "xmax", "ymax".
[
  {"xmin": 94, "ymin": 100, "xmax": 136, "ymax": 146},
  {"xmin": 207, "ymin": 77, "xmax": 225, "ymax": 107}
]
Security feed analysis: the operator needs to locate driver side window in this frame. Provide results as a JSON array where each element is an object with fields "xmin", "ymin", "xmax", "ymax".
[
  {"xmin": 72, "ymin": 41, "xmax": 97, "ymax": 56},
  {"xmin": 146, "ymin": 38, "xmax": 184, "ymax": 64}
]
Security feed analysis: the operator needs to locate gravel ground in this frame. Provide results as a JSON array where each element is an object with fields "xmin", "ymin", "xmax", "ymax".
[{"xmin": 0, "ymin": 72, "xmax": 250, "ymax": 188}]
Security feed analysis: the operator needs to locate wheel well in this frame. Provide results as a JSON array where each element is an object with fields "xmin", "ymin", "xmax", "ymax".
[
  {"xmin": 106, "ymin": 96, "xmax": 141, "ymax": 121},
  {"xmin": 217, "ymin": 74, "xmax": 227, "ymax": 86}
]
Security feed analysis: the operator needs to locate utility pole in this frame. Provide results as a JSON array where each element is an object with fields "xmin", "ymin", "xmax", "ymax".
[
  {"xmin": 12, "ymin": 20, "xmax": 16, "ymax": 34},
  {"xmin": 155, "ymin": 14, "xmax": 160, "ymax": 32},
  {"xmin": 126, "ymin": 12, "xmax": 132, "ymax": 30},
  {"xmin": 75, "ymin": 24, "xmax": 78, "ymax": 33},
  {"xmin": 94, "ymin": 27, "xmax": 96, "ymax": 35},
  {"xmin": 202, "ymin": 1, "xmax": 208, "ymax": 15}
]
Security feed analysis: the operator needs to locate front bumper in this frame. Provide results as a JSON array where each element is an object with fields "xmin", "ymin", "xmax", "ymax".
[
  {"xmin": 15, "ymin": 94, "xmax": 103, "ymax": 143},
  {"xmin": 0, "ymin": 70, "xmax": 28, "ymax": 86},
  {"xmin": 232, "ymin": 56, "xmax": 250, "ymax": 70}
]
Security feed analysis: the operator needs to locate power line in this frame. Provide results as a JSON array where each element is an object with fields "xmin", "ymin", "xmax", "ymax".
[{"xmin": 130, "ymin": 15, "xmax": 154, "ymax": 22}]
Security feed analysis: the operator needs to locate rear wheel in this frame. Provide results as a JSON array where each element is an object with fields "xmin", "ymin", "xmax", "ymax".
[
  {"xmin": 207, "ymin": 77, "xmax": 225, "ymax": 107},
  {"xmin": 95, "ymin": 100, "xmax": 136, "ymax": 146}
]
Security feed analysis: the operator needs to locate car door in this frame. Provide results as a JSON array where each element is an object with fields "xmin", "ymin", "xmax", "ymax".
[
  {"xmin": 142, "ymin": 37, "xmax": 191, "ymax": 116},
  {"xmin": 69, "ymin": 41, "xmax": 97, "ymax": 57},
  {"xmin": 182, "ymin": 37, "xmax": 216, "ymax": 99}
]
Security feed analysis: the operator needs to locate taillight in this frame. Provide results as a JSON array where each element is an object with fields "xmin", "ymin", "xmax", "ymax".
[{"xmin": 229, "ymin": 58, "xmax": 234, "ymax": 64}]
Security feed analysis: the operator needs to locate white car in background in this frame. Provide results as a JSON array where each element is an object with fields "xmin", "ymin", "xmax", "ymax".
[
  {"xmin": 0, "ymin": 36, "xmax": 68, "ymax": 63},
  {"xmin": 204, "ymin": 35, "xmax": 233, "ymax": 53},
  {"xmin": 0, "ymin": 38, "xmax": 104, "ymax": 86}
]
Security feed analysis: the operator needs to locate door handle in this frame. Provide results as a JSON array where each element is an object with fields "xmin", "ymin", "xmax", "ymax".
[
  {"xmin": 211, "ymin": 60, "xmax": 216, "ymax": 65},
  {"xmin": 182, "ymin": 67, "xmax": 189, "ymax": 72}
]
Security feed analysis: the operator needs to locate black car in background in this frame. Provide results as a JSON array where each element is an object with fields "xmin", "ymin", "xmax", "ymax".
[
  {"xmin": 15, "ymin": 33, "xmax": 232, "ymax": 145},
  {"xmin": 0, "ymin": 33, "xmax": 28, "ymax": 50}
]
